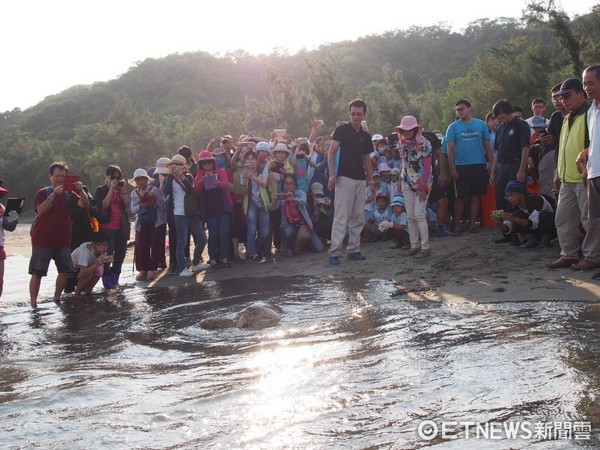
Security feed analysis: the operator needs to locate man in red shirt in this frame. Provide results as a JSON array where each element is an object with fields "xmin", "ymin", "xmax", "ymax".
[{"xmin": 29, "ymin": 162, "xmax": 88, "ymax": 307}]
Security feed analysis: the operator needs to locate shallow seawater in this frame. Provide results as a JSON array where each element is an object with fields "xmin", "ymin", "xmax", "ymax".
[{"xmin": 1, "ymin": 259, "xmax": 600, "ymax": 449}]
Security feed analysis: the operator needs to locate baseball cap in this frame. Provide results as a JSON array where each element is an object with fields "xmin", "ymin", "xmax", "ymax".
[{"xmin": 556, "ymin": 78, "xmax": 583, "ymax": 96}]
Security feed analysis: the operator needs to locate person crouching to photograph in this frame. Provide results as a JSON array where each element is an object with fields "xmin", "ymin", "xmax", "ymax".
[{"xmin": 70, "ymin": 231, "xmax": 110, "ymax": 295}]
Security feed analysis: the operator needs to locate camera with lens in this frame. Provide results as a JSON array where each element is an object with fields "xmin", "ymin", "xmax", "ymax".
[
  {"xmin": 117, "ymin": 181, "xmax": 124, "ymax": 187},
  {"xmin": 387, "ymin": 132, "xmax": 399, "ymax": 149}
]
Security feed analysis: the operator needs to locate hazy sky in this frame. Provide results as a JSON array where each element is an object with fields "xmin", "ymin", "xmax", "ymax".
[{"xmin": 1, "ymin": 0, "xmax": 596, "ymax": 112}]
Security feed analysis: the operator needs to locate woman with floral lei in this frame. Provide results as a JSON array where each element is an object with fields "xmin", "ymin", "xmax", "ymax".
[{"xmin": 395, "ymin": 116, "xmax": 433, "ymax": 258}]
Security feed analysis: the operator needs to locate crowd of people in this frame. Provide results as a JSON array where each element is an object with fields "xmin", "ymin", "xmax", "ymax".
[{"xmin": 2, "ymin": 66, "xmax": 600, "ymax": 308}]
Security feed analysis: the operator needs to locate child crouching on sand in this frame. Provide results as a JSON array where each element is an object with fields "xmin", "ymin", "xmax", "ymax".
[
  {"xmin": 70, "ymin": 231, "xmax": 110, "ymax": 295},
  {"xmin": 388, "ymin": 196, "xmax": 410, "ymax": 249},
  {"xmin": 364, "ymin": 193, "xmax": 391, "ymax": 242}
]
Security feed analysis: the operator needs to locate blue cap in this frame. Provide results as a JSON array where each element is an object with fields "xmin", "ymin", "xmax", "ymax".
[
  {"xmin": 390, "ymin": 196, "xmax": 405, "ymax": 207},
  {"xmin": 505, "ymin": 180, "xmax": 527, "ymax": 195}
]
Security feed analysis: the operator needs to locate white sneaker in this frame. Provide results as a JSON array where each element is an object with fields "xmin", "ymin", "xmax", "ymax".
[
  {"xmin": 179, "ymin": 268, "xmax": 195, "ymax": 277},
  {"xmin": 192, "ymin": 262, "xmax": 211, "ymax": 272}
]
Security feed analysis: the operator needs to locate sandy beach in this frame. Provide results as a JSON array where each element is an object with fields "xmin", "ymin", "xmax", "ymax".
[{"xmin": 7, "ymin": 220, "xmax": 600, "ymax": 303}]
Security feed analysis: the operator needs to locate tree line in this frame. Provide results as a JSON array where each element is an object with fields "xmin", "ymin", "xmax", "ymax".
[{"xmin": 1, "ymin": 1, "xmax": 599, "ymax": 211}]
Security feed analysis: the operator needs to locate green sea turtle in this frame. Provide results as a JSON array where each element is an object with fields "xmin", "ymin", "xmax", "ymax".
[{"xmin": 200, "ymin": 302, "xmax": 283, "ymax": 329}]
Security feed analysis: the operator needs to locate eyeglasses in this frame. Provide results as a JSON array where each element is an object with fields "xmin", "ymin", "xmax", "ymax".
[
  {"xmin": 171, "ymin": 163, "xmax": 184, "ymax": 167},
  {"xmin": 455, "ymin": 106, "xmax": 467, "ymax": 112}
]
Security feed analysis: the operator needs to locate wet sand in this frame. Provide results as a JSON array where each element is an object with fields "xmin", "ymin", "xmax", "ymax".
[{"xmin": 7, "ymin": 221, "xmax": 600, "ymax": 303}]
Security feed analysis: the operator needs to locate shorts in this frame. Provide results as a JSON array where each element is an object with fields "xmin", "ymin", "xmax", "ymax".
[
  {"xmin": 455, "ymin": 164, "xmax": 488, "ymax": 198},
  {"xmin": 28, "ymin": 246, "xmax": 74, "ymax": 277},
  {"xmin": 429, "ymin": 174, "xmax": 448, "ymax": 204},
  {"xmin": 0, "ymin": 245, "xmax": 5, "ymax": 260},
  {"xmin": 588, "ymin": 176, "xmax": 600, "ymax": 219}
]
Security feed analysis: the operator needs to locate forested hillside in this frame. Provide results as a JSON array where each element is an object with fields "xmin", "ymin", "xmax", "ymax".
[{"xmin": 1, "ymin": 1, "xmax": 599, "ymax": 206}]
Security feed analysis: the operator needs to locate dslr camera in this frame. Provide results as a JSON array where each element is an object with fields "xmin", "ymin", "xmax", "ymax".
[{"xmin": 387, "ymin": 132, "xmax": 400, "ymax": 149}]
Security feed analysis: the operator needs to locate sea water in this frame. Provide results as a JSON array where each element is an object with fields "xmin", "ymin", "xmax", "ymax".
[{"xmin": 1, "ymin": 260, "xmax": 599, "ymax": 448}]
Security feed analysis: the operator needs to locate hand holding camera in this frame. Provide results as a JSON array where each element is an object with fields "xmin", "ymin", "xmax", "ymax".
[
  {"xmin": 100, "ymin": 255, "xmax": 114, "ymax": 264},
  {"xmin": 5, "ymin": 210, "xmax": 18, "ymax": 224}
]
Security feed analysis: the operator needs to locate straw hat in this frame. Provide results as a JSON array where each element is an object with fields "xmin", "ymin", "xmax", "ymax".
[
  {"xmin": 128, "ymin": 168, "xmax": 152, "ymax": 187},
  {"xmin": 168, "ymin": 154, "xmax": 187, "ymax": 166},
  {"xmin": 271, "ymin": 142, "xmax": 291, "ymax": 156}
]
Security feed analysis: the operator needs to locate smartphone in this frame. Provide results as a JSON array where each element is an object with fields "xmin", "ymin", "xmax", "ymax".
[
  {"xmin": 276, "ymin": 192, "xmax": 289, "ymax": 199},
  {"xmin": 270, "ymin": 162, "xmax": 285, "ymax": 173},
  {"xmin": 63, "ymin": 175, "xmax": 80, "ymax": 192},
  {"xmin": 5, "ymin": 197, "xmax": 25, "ymax": 215},
  {"xmin": 274, "ymin": 129, "xmax": 287, "ymax": 142},
  {"xmin": 203, "ymin": 173, "xmax": 218, "ymax": 190}
]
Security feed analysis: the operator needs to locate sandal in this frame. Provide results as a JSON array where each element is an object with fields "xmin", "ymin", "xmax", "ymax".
[
  {"xmin": 146, "ymin": 271, "xmax": 158, "ymax": 280},
  {"xmin": 135, "ymin": 271, "xmax": 147, "ymax": 281}
]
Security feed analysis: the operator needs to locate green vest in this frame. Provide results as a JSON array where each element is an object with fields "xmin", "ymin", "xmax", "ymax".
[
  {"xmin": 242, "ymin": 172, "xmax": 271, "ymax": 214},
  {"xmin": 558, "ymin": 105, "xmax": 589, "ymax": 183}
]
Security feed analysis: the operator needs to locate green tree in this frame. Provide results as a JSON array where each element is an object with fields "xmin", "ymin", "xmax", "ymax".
[
  {"xmin": 303, "ymin": 53, "xmax": 345, "ymax": 129},
  {"xmin": 525, "ymin": 0, "xmax": 582, "ymax": 76}
]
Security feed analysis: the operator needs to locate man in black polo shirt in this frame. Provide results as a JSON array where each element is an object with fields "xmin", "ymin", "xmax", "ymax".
[
  {"xmin": 327, "ymin": 99, "xmax": 374, "ymax": 265},
  {"xmin": 490, "ymin": 99, "xmax": 531, "ymax": 212}
]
